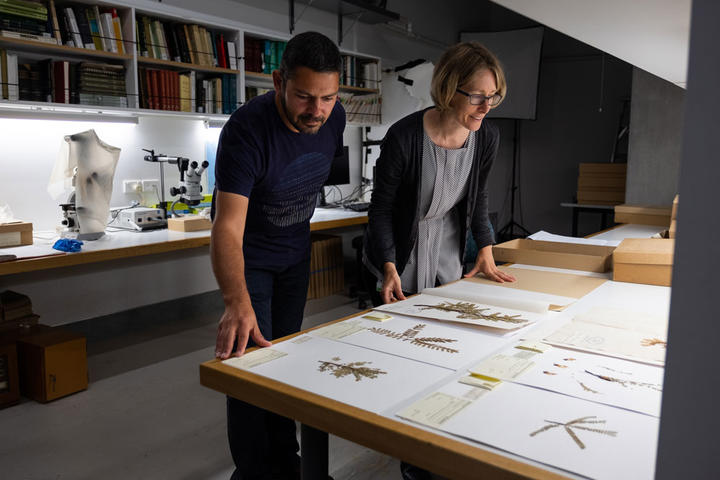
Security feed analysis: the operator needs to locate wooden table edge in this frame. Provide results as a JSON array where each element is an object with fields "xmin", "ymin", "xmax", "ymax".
[
  {"xmin": 0, "ymin": 237, "xmax": 210, "ymax": 276},
  {"xmin": 199, "ymin": 311, "xmax": 569, "ymax": 480}
]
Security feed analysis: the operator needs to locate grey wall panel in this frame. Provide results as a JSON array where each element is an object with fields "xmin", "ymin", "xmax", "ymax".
[{"xmin": 626, "ymin": 68, "xmax": 685, "ymax": 205}]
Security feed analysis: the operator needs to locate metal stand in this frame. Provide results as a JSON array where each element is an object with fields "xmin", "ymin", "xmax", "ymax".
[
  {"xmin": 498, "ymin": 119, "xmax": 531, "ymax": 241},
  {"xmin": 300, "ymin": 423, "xmax": 328, "ymax": 480}
]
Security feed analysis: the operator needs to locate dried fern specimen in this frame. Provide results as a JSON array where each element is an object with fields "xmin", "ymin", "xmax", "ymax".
[
  {"xmin": 415, "ymin": 301, "xmax": 526, "ymax": 324},
  {"xmin": 368, "ymin": 323, "xmax": 459, "ymax": 353},
  {"xmin": 317, "ymin": 357, "xmax": 387, "ymax": 382},
  {"xmin": 640, "ymin": 338, "xmax": 667, "ymax": 348},
  {"xmin": 530, "ymin": 416, "xmax": 617, "ymax": 449}
]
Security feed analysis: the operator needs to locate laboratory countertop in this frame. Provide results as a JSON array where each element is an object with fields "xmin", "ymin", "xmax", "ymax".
[{"xmin": 0, "ymin": 208, "xmax": 367, "ymax": 276}]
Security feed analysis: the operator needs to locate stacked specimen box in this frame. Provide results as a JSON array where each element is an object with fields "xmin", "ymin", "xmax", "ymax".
[{"xmin": 307, "ymin": 234, "xmax": 344, "ymax": 299}]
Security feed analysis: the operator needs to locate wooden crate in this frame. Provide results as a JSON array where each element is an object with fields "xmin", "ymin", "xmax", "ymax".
[
  {"xmin": 17, "ymin": 329, "xmax": 88, "ymax": 403},
  {"xmin": 576, "ymin": 163, "xmax": 627, "ymax": 206}
]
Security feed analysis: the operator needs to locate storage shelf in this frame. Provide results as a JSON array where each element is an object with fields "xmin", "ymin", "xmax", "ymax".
[
  {"xmin": 244, "ymin": 71, "xmax": 379, "ymax": 94},
  {"xmin": 0, "ymin": 35, "xmax": 133, "ymax": 61},
  {"xmin": 137, "ymin": 56, "xmax": 240, "ymax": 75},
  {"xmin": 0, "ymin": 99, "xmax": 232, "ymax": 123},
  {"xmin": 0, "ymin": 2, "xmax": 380, "ymax": 125}
]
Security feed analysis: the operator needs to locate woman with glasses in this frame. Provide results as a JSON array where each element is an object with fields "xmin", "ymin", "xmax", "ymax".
[{"xmin": 363, "ymin": 41, "xmax": 515, "ymax": 310}]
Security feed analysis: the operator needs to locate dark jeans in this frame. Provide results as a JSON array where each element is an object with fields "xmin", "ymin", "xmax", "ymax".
[{"xmin": 228, "ymin": 255, "xmax": 311, "ymax": 480}]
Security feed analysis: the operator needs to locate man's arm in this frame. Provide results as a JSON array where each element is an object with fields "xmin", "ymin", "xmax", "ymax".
[{"xmin": 211, "ymin": 190, "xmax": 271, "ymax": 359}]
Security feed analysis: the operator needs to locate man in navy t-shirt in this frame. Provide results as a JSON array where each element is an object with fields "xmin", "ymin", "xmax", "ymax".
[{"xmin": 211, "ymin": 31, "xmax": 345, "ymax": 479}]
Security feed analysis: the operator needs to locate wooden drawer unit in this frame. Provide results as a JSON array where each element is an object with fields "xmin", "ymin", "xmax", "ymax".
[{"xmin": 17, "ymin": 329, "xmax": 88, "ymax": 403}]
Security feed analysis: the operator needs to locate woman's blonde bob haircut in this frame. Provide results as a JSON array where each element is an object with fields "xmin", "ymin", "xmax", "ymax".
[{"xmin": 430, "ymin": 41, "xmax": 506, "ymax": 111}]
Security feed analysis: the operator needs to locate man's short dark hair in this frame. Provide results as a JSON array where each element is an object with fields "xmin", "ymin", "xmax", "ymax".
[{"xmin": 279, "ymin": 31, "xmax": 342, "ymax": 80}]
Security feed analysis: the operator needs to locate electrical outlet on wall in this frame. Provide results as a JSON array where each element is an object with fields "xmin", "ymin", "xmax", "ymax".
[
  {"xmin": 142, "ymin": 179, "xmax": 160, "ymax": 193},
  {"xmin": 123, "ymin": 179, "xmax": 141, "ymax": 194}
]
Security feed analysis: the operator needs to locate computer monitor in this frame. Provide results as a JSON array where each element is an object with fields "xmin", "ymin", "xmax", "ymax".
[{"xmin": 324, "ymin": 146, "xmax": 350, "ymax": 186}]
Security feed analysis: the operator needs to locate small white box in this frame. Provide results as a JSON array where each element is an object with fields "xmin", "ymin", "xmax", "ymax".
[{"xmin": 116, "ymin": 208, "xmax": 166, "ymax": 231}]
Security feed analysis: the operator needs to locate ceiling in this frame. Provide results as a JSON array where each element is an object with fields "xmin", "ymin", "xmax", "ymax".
[{"xmin": 490, "ymin": 0, "xmax": 691, "ymax": 88}]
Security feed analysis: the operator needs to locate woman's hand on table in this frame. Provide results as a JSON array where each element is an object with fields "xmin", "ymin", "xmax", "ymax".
[
  {"xmin": 464, "ymin": 245, "xmax": 516, "ymax": 283},
  {"xmin": 381, "ymin": 262, "xmax": 407, "ymax": 303}
]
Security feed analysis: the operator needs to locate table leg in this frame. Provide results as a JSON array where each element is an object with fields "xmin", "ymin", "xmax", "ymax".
[
  {"xmin": 572, "ymin": 207, "xmax": 579, "ymax": 237},
  {"xmin": 301, "ymin": 423, "xmax": 328, "ymax": 480}
]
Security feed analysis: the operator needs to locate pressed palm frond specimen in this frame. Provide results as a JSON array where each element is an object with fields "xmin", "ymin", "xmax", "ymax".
[
  {"xmin": 414, "ymin": 301, "xmax": 526, "ymax": 324},
  {"xmin": 368, "ymin": 323, "xmax": 459, "ymax": 353},
  {"xmin": 317, "ymin": 357, "xmax": 387, "ymax": 382},
  {"xmin": 530, "ymin": 416, "xmax": 617, "ymax": 450}
]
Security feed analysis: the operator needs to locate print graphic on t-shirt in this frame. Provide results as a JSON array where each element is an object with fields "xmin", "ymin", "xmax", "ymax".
[{"xmin": 262, "ymin": 152, "xmax": 331, "ymax": 227}]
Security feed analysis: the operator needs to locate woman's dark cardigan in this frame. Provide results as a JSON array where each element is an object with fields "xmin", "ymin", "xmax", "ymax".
[{"xmin": 363, "ymin": 108, "xmax": 499, "ymax": 278}]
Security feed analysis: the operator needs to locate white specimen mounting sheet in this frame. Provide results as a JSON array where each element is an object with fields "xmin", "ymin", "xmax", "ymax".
[
  {"xmin": 309, "ymin": 313, "xmax": 515, "ymax": 370},
  {"xmin": 543, "ymin": 281, "xmax": 671, "ymax": 366},
  {"xmin": 574, "ymin": 306, "xmax": 668, "ymax": 337},
  {"xmin": 223, "ymin": 335, "xmax": 453, "ymax": 413},
  {"xmin": 509, "ymin": 347, "xmax": 664, "ymax": 417},
  {"xmin": 543, "ymin": 321, "xmax": 667, "ymax": 366},
  {"xmin": 398, "ymin": 382, "xmax": 659, "ymax": 480},
  {"xmin": 373, "ymin": 293, "xmax": 540, "ymax": 331},
  {"xmin": 561, "ymin": 280, "xmax": 671, "ymax": 322}
]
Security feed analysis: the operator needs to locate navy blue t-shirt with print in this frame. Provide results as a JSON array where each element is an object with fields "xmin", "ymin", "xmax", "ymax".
[{"xmin": 214, "ymin": 91, "xmax": 346, "ymax": 267}]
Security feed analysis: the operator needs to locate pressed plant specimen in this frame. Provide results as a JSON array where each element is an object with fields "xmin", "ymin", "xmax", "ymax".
[
  {"xmin": 584, "ymin": 369, "xmax": 662, "ymax": 392},
  {"xmin": 317, "ymin": 357, "xmax": 387, "ymax": 382},
  {"xmin": 640, "ymin": 338, "xmax": 667, "ymax": 348},
  {"xmin": 368, "ymin": 323, "xmax": 459, "ymax": 353},
  {"xmin": 530, "ymin": 416, "xmax": 617, "ymax": 449},
  {"xmin": 414, "ymin": 301, "xmax": 527, "ymax": 324}
]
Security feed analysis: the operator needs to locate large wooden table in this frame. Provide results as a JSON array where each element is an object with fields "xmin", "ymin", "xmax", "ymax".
[
  {"xmin": 199, "ymin": 314, "xmax": 567, "ymax": 480},
  {"xmin": 0, "ymin": 208, "xmax": 367, "ymax": 276}
]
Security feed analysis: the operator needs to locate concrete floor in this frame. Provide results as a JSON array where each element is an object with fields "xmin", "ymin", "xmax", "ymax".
[{"xmin": 0, "ymin": 291, "xmax": 402, "ymax": 480}]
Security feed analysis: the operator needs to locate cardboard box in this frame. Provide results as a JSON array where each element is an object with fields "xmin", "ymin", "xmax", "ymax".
[
  {"xmin": 167, "ymin": 215, "xmax": 212, "ymax": 232},
  {"xmin": 577, "ymin": 191, "xmax": 626, "ymax": 205},
  {"xmin": 578, "ymin": 163, "xmax": 627, "ymax": 175},
  {"xmin": 614, "ymin": 204, "xmax": 672, "ymax": 226},
  {"xmin": 669, "ymin": 219, "xmax": 677, "ymax": 239},
  {"xmin": 307, "ymin": 234, "xmax": 344, "ymax": 299},
  {"xmin": 17, "ymin": 328, "xmax": 88, "ymax": 403},
  {"xmin": 613, "ymin": 238, "xmax": 674, "ymax": 286},
  {"xmin": 0, "ymin": 222, "xmax": 33, "ymax": 248},
  {"xmin": 577, "ymin": 163, "xmax": 627, "ymax": 206},
  {"xmin": 492, "ymin": 239, "xmax": 616, "ymax": 273},
  {"xmin": 671, "ymin": 194, "xmax": 679, "ymax": 220}
]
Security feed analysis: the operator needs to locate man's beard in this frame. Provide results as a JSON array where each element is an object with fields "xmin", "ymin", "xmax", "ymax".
[{"xmin": 280, "ymin": 94, "xmax": 325, "ymax": 134}]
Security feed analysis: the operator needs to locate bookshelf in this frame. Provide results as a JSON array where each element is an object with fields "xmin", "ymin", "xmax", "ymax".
[
  {"xmin": 0, "ymin": 0, "xmax": 381, "ymax": 125},
  {"xmin": 243, "ymin": 32, "xmax": 381, "ymax": 125}
]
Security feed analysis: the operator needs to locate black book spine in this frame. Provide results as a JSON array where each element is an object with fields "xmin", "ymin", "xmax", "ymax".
[{"xmin": 72, "ymin": 6, "xmax": 93, "ymax": 48}]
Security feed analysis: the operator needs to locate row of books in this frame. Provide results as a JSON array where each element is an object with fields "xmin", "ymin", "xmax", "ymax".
[
  {"xmin": 1, "ymin": 51, "xmax": 127, "ymax": 107},
  {"xmin": 341, "ymin": 55, "xmax": 379, "ymax": 89},
  {"xmin": 245, "ymin": 85, "xmax": 271, "ymax": 102},
  {"xmin": 136, "ymin": 15, "xmax": 238, "ymax": 69},
  {"xmin": 138, "ymin": 67, "xmax": 238, "ymax": 114},
  {"xmin": 57, "ymin": 3, "xmax": 125, "ymax": 53},
  {"xmin": 0, "ymin": 0, "xmax": 56, "ymax": 44},
  {"xmin": 0, "ymin": 48, "xmax": 19, "ymax": 100},
  {"xmin": 1, "ymin": 1, "xmax": 126, "ymax": 52},
  {"xmin": 338, "ymin": 91, "xmax": 381, "ymax": 124},
  {"xmin": 244, "ymin": 36, "xmax": 285, "ymax": 74}
]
